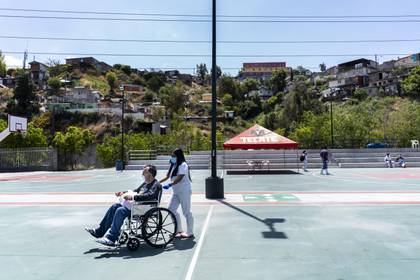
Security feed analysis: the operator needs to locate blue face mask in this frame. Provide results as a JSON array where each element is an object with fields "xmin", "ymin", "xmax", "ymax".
[{"xmin": 170, "ymin": 156, "xmax": 177, "ymax": 164}]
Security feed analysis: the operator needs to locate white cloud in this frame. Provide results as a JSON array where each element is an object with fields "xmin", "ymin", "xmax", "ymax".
[{"xmin": 4, "ymin": 55, "xmax": 24, "ymax": 68}]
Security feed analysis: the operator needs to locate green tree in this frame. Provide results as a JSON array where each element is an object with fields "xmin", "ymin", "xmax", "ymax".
[
  {"xmin": 402, "ymin": 66, "xmax": 420, "ymax": 97},
  {"xmin": 217, "ymin": 76, "xmax": 238, "ymax": 99},
  {"xmin": 145, "ymin": 73, "xmax": 166, "ymax": 92},
  {"xmin": 268, "ymin": 69, "xmax": 287, "ymax": 93},
  {"xmin": 282, "ymin": 80, "xmax": 311, "ymax": 125},
  {"xmin": 7, "ymin": 74, "xmax": 39, "ymax": 118},
  {"xmin": 222, "ymin": 93, "xmax": 234, "ymax": 108},
  {"xmin": 0, "ymin": 50, "xmax": 6, "ymax": 77},
  {"xmin": 353, "ymin": 88, "xmax": 368, "ymax": 101},
  {"xmin": 159, "ymin": 83, "xmax": 187, "ymax": 116},
  {"xmin": 143, "ymin": 90, "xmax": 155, "ymax": 104},
  {"xmin": 52, "ymin": 126, "xmax": 94, "ymax": 169},
  {"xmin": 0, "ymin": 121, "xmax": 48, "ymax": 148},
  {"xmin": 210, "ymin": 66, "xmax": 222, "ymax": 80},
  {"xmin": 120, "ymin": 65, "xmax": 132, "ymax": 76},
  {"xmin": 106, "ymin": 71, "xmax": 117, "ymax": 94},
  {"xmin": 240, "ymin": 78, "xmax": 260, "ymax": 95},
  {"xmin": 48, "ymin": 77, "xmax": 61, "ymax": 94},
  {"xmin": 196, "ymin": 63, "xmax": 208, "ymax": 84}
]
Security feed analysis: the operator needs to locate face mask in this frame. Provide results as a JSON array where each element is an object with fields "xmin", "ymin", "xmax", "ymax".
[{"xmin": 170, "ymin": 156, "xmax": 177, "ymax": 164}]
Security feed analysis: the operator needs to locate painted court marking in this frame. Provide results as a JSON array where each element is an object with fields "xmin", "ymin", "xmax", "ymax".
[
  {"xmin": 185, "ymin": 205, "xmax": 213, "ymax": 280},
  {"xmin": 3, "ymin": 192, "xmax": 420, "ymax": 206}
]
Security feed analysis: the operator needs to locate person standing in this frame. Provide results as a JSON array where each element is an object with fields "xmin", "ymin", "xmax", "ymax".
[
  {"xmin": 301, "ymin": 150, "xmax": 308, "ymax": 172},
  {"xmin": 160, "ymin": 148, "xmax": 194, "ymax": 239},
  {"xmin": 320, "ymin": 147, "xmax": 329, "ymax": 175}
]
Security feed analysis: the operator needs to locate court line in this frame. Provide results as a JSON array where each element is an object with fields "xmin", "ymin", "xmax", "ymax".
[
  {"xmin": 5, "ymin": 190, "xmax": 420, "ymax": 195},
  {"xmin": 185, "ymin": 205, "xmax": 213, "ymax": 280},
  {"xmin": 310, "ymin": 170, "xmax": 420, "ymax": 186}
]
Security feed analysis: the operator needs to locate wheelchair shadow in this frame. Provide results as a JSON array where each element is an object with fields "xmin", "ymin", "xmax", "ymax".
[
  {"xmin": 217, "ymin": 200, "xmax": 288, "ymax": 239},
  {"xmin": 84, "ymin": 238, "xmax": 197, "ymax": 259}
]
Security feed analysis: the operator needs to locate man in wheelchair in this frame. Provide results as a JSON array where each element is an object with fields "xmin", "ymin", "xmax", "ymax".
[{"xmin": 85, "ymin": 164, "xmax": 161, "ymax": 246}]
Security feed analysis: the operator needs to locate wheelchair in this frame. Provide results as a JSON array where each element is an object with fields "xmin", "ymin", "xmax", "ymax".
[{"xmin": 117, "ymin": 190, "xmax": 177, "ymax": 251}]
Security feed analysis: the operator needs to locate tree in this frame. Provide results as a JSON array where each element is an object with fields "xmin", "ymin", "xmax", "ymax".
[
  {"xmin": 402, "ymin": 66, "xmax": 420, "ymax": 97},
  {"xmin": 143, "ymin": 90, "xmax": 155, "ymax": 103},
  {"xmin": 282, "ymin": 80, "xmax": 311, "ymax": 125},
  {"xmin": 222, "ymin": 93, "xmax": 234, "ymax": 108},
  {"xmin": 268, "ymin": 69, "xmax": 287, "ymax": 94},
  {"xmin": 7, "ymin": 74, "xmax": 39, "ymax": 118},
  {"xmin": 0, "ymin": 121, "xmax": 48, "ymax": 148},
  {"xmin": 319, "ymin": 63, "xmax": 327, "ymax": 72},
  {"xmin": 159, "ymin": 83, "xmax": 187, "ymax": 116},
  {"xmin": 217, "ymin": 76, "xmax": 238, "ymax": 99},
  {"xmin": 210, "ymin": 66, "xmax": 222, "ymax": 80},
  {"xmin": 48, "ymin": 77, "xmax": 61, "ymax": 94},
  {"xmin": 240, "ymin": 78, "xmax": 259, "ymax": 95},
  {"xmin": 196, "ymin": 63, "xmax": 208, "ymax": 84},
  {"xmin": 144, "ymin": 72, "xmax": 166, "ymax": 92},
  {"xmin": 120, "ymin": 65, "xmax": 132, "ymax": 76},
  {"xmin": 353, "ymin": 88, "xmax": 368, "ymax": 101},
  {"xmin": 106, "ymin": 71, "xmax": 117, "ymax": 94},
  {"xmin": 52, "ymin": 126, "xmax": 94, "ymax": 169},
  {"xmin": 0, "ymin": 50, "xmax": 6, "ymax": 77}
]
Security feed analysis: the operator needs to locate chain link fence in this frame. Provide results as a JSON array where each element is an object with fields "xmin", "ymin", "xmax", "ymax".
[{"xmin": 0, "ymin": 147, "xmax": 58, "ymax": 172}]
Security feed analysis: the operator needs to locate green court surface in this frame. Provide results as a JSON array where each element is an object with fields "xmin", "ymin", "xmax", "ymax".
[{"xmin": 2, "ymin": 168, "xmax": 420, "ymax": 279}]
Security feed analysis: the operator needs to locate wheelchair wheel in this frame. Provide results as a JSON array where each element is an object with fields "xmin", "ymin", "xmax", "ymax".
[
  {"xmin": 142, "ymin": 207, "xmax": 177, "ymax": 248},
  {"xmin": 127, "ymin": 237, "xmax": 140, "ymax": 251},
  {"xmin": 118, "ymin": 232, "xmax": 129, "ymax": 244}
]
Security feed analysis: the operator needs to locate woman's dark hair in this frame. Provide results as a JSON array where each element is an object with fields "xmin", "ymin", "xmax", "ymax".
[{"xmin": 167, "ymin": 148, "xmax": 191, "ymax": 181}]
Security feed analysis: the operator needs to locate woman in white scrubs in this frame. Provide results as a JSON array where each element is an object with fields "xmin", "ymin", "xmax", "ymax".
[{"xmin": 160, "ymin": 148, "xmax": 194, "ymax": 238}]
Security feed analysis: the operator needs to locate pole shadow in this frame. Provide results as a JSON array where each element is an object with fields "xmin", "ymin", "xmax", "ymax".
[{"xmin": 217, "ymin": 200, "xmax": 288, "ymax": 239}]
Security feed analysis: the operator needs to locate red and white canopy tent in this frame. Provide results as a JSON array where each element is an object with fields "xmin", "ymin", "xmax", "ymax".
[
  {"xmin": 223, "ymin": 124, "xmax": 298, "ymax": 150},
  {"xmin": 223, "ymin": 124, "xmax": 300, "ymax": 172}
]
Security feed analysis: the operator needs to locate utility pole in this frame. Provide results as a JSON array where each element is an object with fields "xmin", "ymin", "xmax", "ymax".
[
  {"xmin": 23, "ymin": 50, "xmax": 28, "ymax": 70},
  {"xmin": 205, "ymin": 0, "xmax": 224, "ymax": 199}
]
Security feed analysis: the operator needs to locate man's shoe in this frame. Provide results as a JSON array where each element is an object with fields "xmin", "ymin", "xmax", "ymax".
[
  {"xmin": 85, "ymin": 227, "xmax": 99, "ymax": 238},
  {"xmin": 96, "ymin": 237, "xmax": 115, "ymax": 246}
]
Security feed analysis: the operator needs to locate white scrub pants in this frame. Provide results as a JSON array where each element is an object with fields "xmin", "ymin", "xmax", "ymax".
[{"xmin": 168, "ymin": 188, "xmax": 194, "ymax": 235}]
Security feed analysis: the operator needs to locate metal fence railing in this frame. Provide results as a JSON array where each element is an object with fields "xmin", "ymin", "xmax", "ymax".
[
  {"xmin": 128, "ymin": 150, "xmax": 158, "ymax": 160},
  {"xmin": 0, "ymin": 147, "xmax": 58, "ymax": 172}
]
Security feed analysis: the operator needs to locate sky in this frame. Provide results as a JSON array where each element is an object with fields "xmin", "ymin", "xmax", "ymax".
[{"xmin": 1, "ymin": 0, "xmax": 420, "ymax": 74}]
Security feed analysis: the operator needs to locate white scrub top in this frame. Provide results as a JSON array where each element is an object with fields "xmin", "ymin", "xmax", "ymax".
[{"xmin": 170, "ymin": 162, "xmax": 191, "ymax": 192}]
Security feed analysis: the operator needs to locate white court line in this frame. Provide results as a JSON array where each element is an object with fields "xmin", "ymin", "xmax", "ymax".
[{"xmin": 185, "ymin": 205, "xmax": 214, "ymax": 280}]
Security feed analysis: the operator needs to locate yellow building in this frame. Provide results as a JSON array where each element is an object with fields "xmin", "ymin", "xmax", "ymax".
[{"xmin": 241, "ymin": 62, "xmax": 287, "ymax": 80}]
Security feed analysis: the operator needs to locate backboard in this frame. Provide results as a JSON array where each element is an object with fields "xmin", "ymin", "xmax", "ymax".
[{"xmin": 8, "ymin": 114, "xmax": 28, "ymax": 132}]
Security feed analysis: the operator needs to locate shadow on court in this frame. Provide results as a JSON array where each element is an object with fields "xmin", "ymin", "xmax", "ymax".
[
  {"xmin": 84, "ymin": 238, "xmax": 197, "ymax": 259},
  {"xmin": 217, "ymin": 200, "xmax": 287, "ymax": 239}
]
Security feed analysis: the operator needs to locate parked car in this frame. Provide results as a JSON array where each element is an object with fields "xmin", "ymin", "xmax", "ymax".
[{"xmin": 366, "ymin": 142, "xmax": 392, "ymax": 148}]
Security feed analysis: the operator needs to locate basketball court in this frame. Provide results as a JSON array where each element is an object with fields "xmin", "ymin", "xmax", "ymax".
[{"xmin": 1, "ymin": 168, "xmax": 420, "ymax": 279}]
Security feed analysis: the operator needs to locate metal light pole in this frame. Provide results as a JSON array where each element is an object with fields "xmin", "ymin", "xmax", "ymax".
[
  {"xmin": 330, "ymin": 96, "xmax": 334, "ymax": 148},
  {"xmin": 205, "ymin": 0, "xmax": 224, "ymax": 199},
  {"xmin": 121, "ymin": 85, "xmax": 125, "ymax": 170}
]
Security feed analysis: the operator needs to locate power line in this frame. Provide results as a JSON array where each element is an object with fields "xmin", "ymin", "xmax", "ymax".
[
  {"xmin": 1, "ymin": 51, "xmax": 408, "ymax": 58},
  {"xmin": 1, "ymin": 7, "xmax": 420, "ymax": 19},
  {"xmin": 3, "ymin": 35, "xmax": 420, "ymax": 44},
  {"xmin": 2, "ymin": 14, "xmax": 420, "ymax": 23}
]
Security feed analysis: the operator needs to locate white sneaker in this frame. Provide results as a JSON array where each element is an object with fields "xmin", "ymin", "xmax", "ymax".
[{"xmin": 96, "ymin": 237, "xmax": 115, "ymax": 246}]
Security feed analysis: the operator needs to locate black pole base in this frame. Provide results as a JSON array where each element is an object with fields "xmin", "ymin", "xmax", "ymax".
[{"xmin": 205, "ymin": 176, "xmax": 224, "ymax": 199}]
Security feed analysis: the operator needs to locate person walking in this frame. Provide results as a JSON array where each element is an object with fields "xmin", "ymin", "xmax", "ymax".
[
  {"xmin": 300, "ymin": 150, "xmax": 308, "ymax": 172},
  {"xmin": 160, "ymin": 148, "xmax": 194, "ymax": 239},
  {"xmin": 384, "ymin": 153, "xmax": 394, "ymax": 168},
  {"xmin": 320, "ymin": 147, "xmax": 330, "ymax": 175}
]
